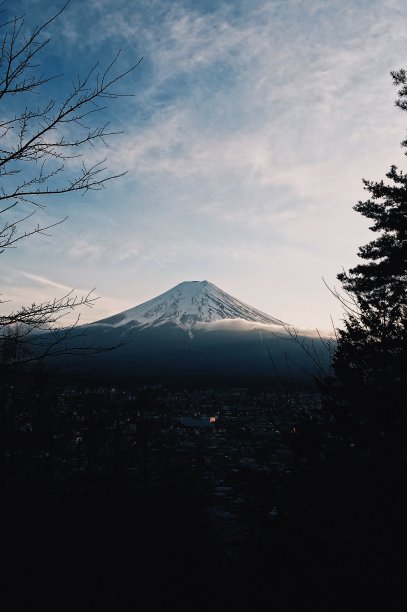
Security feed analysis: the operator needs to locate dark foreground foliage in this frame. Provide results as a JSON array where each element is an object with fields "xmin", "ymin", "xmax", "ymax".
[{"xmin": 2, "ymin": 376, "xmax": 407, "ymax": 612}]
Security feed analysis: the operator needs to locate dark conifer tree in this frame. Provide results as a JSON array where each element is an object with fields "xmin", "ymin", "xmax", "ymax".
[
  {"xmin": 278, "ymin": 72, "xmax": 407, "ymax": 612},
  {"xmin": 333, "ymin": 70, "xmax": 407, "ymax": 422}
]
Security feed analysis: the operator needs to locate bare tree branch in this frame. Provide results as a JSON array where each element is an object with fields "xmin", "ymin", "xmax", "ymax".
[{"xmin": 0, "ymin": 1, "xmax": 140, "ymax": 363}]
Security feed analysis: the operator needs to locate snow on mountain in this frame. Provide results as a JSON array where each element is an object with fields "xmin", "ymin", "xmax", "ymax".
[{"xmin": 94, "ymin": 280, "xmax": 284, "ymax": 332}]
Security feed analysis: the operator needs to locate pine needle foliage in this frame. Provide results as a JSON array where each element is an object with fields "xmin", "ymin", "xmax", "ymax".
[{"xmin": 333, "ymin": 70, "xmax": 407, "ymax": 419}]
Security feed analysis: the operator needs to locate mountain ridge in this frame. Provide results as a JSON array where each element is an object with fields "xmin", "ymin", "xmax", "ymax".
[
  {"xmin": 92, "ymin": 280, "xmax": 284, "ymax": 333},
  {"xmin": 50, "ymin": 281, "xmax": 330, "ymax": 388}
]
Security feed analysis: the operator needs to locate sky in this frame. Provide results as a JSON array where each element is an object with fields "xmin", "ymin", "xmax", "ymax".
[{"xmin": 2, "ymin": 0, "xmax": 407, "ymax": 331}]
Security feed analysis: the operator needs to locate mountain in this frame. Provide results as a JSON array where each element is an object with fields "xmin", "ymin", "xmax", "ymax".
[
  {"xmin": 49, "ymin": 281, "xmax": 331, "ymax": 388},
  {"xmin": 93, "ymin": 280, "xmax": 284, "ymax": 332}
]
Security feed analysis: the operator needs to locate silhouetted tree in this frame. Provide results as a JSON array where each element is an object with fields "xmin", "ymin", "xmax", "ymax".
[
  {"xmin": 0, "ymin": 1, "xmax": 140, "ymax": 358},
  {"xmin": 330, "ymin": 69, "xmax": 407, "ymax": 424},
  {"xmin": 0, "ymin": 0, "xmax": 138, "ymax": 502},
  {"xmin": 274, "ymin": 73, "xmax": 407, "ymax": 611}
]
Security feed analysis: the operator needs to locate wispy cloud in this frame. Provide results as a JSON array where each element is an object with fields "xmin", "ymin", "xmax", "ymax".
[
  {"xmin": 18, "ymin": 272, "xmax": 74, "ymax": 292},
  {"xmin": 5, "ymin": 0, "xmax": 407, "ymax": 328},
  {"xmin": 196, "ymin": 319, "xmax": 335, "ymax": 338},
  {"xmin": 68, "ymin": 239, "xmax": 106, "ymax": 261}
]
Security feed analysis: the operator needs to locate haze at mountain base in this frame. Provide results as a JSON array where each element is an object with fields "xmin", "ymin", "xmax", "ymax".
[{"xmin": 50, "ymin": 281, "xmax": 332, "ymax": 388}]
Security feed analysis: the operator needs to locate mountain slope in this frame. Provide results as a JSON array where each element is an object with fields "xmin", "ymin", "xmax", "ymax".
[
  {"xmin": 47, "ymin": 281, "xmax": 330, "ymax": 388},
  {"xmin": 94, "ymin": 280, "xmax": 284, "ymax": 331}
]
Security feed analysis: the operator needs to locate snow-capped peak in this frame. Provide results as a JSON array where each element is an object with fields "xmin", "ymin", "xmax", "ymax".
[{"xmin": 95, "ymin": 280, "xmax": 284, "ymax": 331}]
